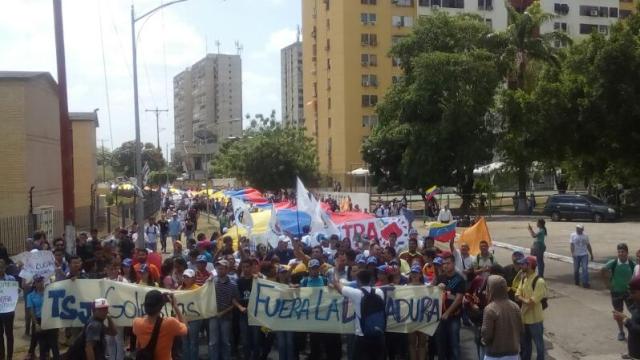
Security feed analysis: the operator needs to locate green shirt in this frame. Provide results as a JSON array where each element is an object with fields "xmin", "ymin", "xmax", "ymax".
[{"xmin": 606, "ymin": 259, "xmax": 634, "ymax": 293}]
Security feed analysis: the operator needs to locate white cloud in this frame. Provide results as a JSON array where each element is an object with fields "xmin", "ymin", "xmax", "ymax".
[{"xmin": 266, "ymin": 28, "xmax": 298, "ymax": 53}]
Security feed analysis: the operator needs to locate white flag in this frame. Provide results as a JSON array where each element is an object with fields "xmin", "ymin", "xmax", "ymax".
[
  {"xmin": 232, "ymin": 197, "xmax": 253, "ymax": 231},
  {"xmin": 296, "ymin": 178, "xmax": 339, "ymax": 236}
]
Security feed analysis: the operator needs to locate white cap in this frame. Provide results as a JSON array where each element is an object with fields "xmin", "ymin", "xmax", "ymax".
[
  {"xmin": 576, "ymin": 224, "xmax": 584, "ymax": 229},
  {"xmin": 183, "ymin": 269, "xmax": 196, "ymax": 278},
  {"xmin": 94, "ymin": 298, "xmax": 110, "ymax": 309}
]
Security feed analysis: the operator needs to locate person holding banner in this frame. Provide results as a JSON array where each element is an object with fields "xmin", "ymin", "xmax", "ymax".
[
  {"xmin": 27, "ymin": 275, "xmax": 60, "ymax": 360},
  {"xmin": 331, "ymin": 269, "xmax": 386, "ymax": 360},
  {"xmin": 407, "ymin": 264, "xmax": 428, "ymax": 360},
  {"xmin": 179, "ymin": 269, "xmax": 202, "ymax": 360},
  {"xmin": 0, "ymin": 259, "xmax": 17, "ymax": 360},
  {"xmin": 435, "ymin": 252, "xmax": 466, "ymax": 360}
]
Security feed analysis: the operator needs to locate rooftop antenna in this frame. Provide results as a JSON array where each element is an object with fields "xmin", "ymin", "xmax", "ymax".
[
  {"xmin": 215, "ymin": 40, "xmax": 221, "ymax": 54},
  {"xmin": 297, "ymin": 25, "xmax": 301, "ymax": 43},
  {"xmin": 235, "ymin": 40, "xmax": 243, "ymax": 56},
  {"xmin": 205, "ymin": 34, "xmax": 208, "ymax": 54}
]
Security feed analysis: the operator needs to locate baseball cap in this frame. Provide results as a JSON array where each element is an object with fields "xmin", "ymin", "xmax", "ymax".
[
  {"xmin": 137, "ymin": 264, "xmax": 149, "ymax": 273},
  {"xmin": 222, "ymin": 227, "xmax": 228, "ymax": 233},
  {"xmin": 355, "ymin": 254, "xmax": 366, "ymax": 264},
  {"xmin": 389, "ymin": 259, "xmax": 399, "ymax": 266},
  {"xmin": 308, "ymin": 259, "xmax": 321, "ymax": 268},
  {"xmin": 409, "ymin": 228, "xmax": 419, "ymax": 236},
  {"xmin": 196, "ymin": 255, "xmax": 208, "ymax": 263},
  {"xmin": 278, "ymin": 266, "xmax": 289, "ymax": 273},
  {"xmin": 366, "ymin": 256, "xmax": 378, "ymax": 265},
  {"xmin": 377, "ymin": 264, "xmax": 389, "ymax": 273},
  {"xmin": 122, "ymin": 258, "xmax": 133, "ymax": 267},
  {"xmin": 517, "ymin": 256, "xmax": 537, "ymax": 267},
  {"xmin": 433, "ymin": 257, "xmax": 444, "ymax": 265},
  {"xmin": 410, "ymin": 264, "xmax": 422, "ymax": 273},
  {"xmin": 512, "ymin": 250, "xmax": 525, "ymax": 259},
  {"xmin": 183, "ymin": 269, "xmax": 195, "ymax": 278},
  {"xmin": 197, "ymin": 240, "xmax": 210, "ymax": 249},
  {"xmin": 215, "ymin": 259, "xmax": 229, "ymax": 267},
  {"xmin": 93, "ymin": 298, "xmax": 110, "ymax": 309},
  {"xmin": 576, "ymin": 224, "xmax": 584, "ymax": 230}
]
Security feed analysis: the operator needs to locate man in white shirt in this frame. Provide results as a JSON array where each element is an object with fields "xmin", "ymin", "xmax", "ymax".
[
  {"xmin": 449, "ymin": 237, "xmax": 473, "ymax": 277},
  {"xmin": 144, "ymin": 217, "xmax": 160, "ymax": 252},
  {"xmin": 332, "ymin": 269, "xmax": 385, "ymax": 360},
  {"xmin": 437, "ymin": 205, "xmax": 452, "ymax": 223},
  {"xmin": 571, "ymin": 224, "xmax": 594, "ymax": 288}
]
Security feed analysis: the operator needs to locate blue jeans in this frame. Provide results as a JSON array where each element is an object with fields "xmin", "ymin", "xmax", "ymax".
[
  {"xmin": 436, "ymin": 316, "xmax": 461, "ymax": 360},
  {"xmin": 536, "ymin": 252, "xmax": 545, "ymax": 278},
  {"xmin": 276, "ymin": 331, "xmax": 296, "ymax": 360},
  {"xmin": 521, "ymin": 322, "xmax": 544, "ymax": 360},
  {"xmin": 208, "ymin": 317, "xmax": 232, "ymax": 360},
  {"xmin": 573, "ymin": 255, "xmax": 589, "ymax": 286},
  {"xmin": 183, "ymin": 319, "xmax": 201, "ymax": 360},
  {"xmin": 238, "ymin": 313, "xmax": 260, "ymax": 360}
]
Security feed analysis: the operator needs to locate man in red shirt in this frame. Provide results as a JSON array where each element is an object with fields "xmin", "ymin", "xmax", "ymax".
[{"xmin": 133, "ymin": 249, "xmax": 160, "ymax": 282}]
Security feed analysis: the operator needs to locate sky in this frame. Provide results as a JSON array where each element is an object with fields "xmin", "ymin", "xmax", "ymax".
[{"xmin": 0, "ymin": 0, "xmax": 301, "ymax": 156}]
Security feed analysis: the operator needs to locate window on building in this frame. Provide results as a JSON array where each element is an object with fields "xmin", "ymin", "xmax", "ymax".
[
  {"xmin": 361, "ymin": 0, "xmax": 377, "ymax": 4},
  {"xmin": 609, "ymin": 7, "xmax": 618, "ymax": 17},
  {"xmin": 418, "ymin": 0, "xmax": 430, "ymax": 5},
  {"xmin": 392, "ymin": 75, "xmax": 404, "ymax": 84},
  {"xmin": 325, "ymin": 39, "xmax": 331, "ymax": 51},
  {"xmin": 485, "ymin": 18, "xmax": 493, "ymax": 29},
  {"xmin": 620, "ymin": 9, "xmax": 632, "ymax": 18},
  {"xmin": 441, "ymin": 0, "xmax": 464, "ymax": 8},
  {"xmin": 361, "ymin": 33, "xmax": 378, "ymax": 46},
  {"xmin": 328, "ymin": 97, "xmax": 331, "ymax": 109},
  {"xmin": 553, "ymin": 22, "xmax": 568, "ymax": 32},
  {"xmin": 361, "ymin": 54, "xmax": 379, "ymax": 66},
  {"xmin": 328, "ymin": 117, "xmax": 331, "ymax": 128},
  {"xmin": 579, "ymin": 5, "xmax": 601, "ymax": 17},
  {"xmin": 553, "ymin": 3, "xmax": 569, "ymax": 15},
  {"xmin": 392, "ymin": 16, "xmax": 414, "ymax": 27},
  {"xmin": 392, "ymin": 57, "xmax": 402, "ymax": 67},
  {"xmin": 393, "ymin": 0, "xmax": 413, "ymax": 6},
  {"xmin": 478, "ymin": 0, "xmax": 493, "ymax": 10},
  {"xmin": 579, "ymin": 23, "xmax": 598, "ymax": 34},
  {"xmin": 361, "ymin": 13, "xmax": 377, "ymax": 25},
  {"xmin": 361, "ymin": 95, "xmax": 379, "ymax": 107},
  {"xmin": 362, "ymin": 115, "xmax": 379, "ymax": 127},
  {"xmin": 361, "ymin": 74, "xmax": 378, "ymax": 87},
  {"xmin": 599, "ymin": 25, "xmax": 609, "ymax": 34}
]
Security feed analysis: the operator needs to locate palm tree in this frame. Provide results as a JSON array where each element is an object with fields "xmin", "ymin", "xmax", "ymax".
[{"xmin": 494, "ymin": 0, "xmax": 571, "ymax": 213}]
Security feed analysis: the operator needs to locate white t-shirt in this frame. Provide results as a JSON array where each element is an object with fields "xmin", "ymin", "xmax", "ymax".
[
  {"xmin": 570, "ymin": 232, "xmax": 590, "ymax": 257},
  {"xmin": 634, "ymin": 264, "xmax": 639, "ymax": 278},
  {"xmin": 453, "ymin": 249, "xmax": 473, "ymax": 274},
  {"xmin": 437, "ymin": 209, "xmax": 452, "ymax": 222},
  {"xmin": 144, "ymin": 224, "xmax": 159, "ymax": 243},
  {"xmin": 340, "ymin": 286, "xmax": 385, "ymax": 336}
]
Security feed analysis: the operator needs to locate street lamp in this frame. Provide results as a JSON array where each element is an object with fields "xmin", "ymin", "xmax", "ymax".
[{"xmin": 131, "ymin": 0, "xmax": 188, "ymax": 248}]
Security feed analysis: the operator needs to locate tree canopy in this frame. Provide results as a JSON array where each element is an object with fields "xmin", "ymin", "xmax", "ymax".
[
  {"xmin": 112, "ymin": 141, "xmax": 165, "ymax": 178},
  {"xmin": 212, "ymin": 117, "xmax": 319, "ymax": 190},
  {"xmin": 362, "ymin": 12, "xmax": 500, "ymax": 208}
]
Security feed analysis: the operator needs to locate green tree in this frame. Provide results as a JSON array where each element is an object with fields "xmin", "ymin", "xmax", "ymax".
[
  {"xmin": 112, "ymin": 141, "xmax": 166, "ymax": 178},
  {"xmin": 494, "ymin": 1, "xmax": 570, "ymax": 212},
  {"xmin": 212, "ymin": 120, "xmax": 319, "ymax": 190},
  {"xmin": 362, "ymin": 12, "xmax": 501, "ymax": 210}
]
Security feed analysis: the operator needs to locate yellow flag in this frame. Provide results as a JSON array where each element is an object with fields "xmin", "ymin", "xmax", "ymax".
[{"xmin": 458, "ymin": 217, "xmax": 492, "ymax": 256}]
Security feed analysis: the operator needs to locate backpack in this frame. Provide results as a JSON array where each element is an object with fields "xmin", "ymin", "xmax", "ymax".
[
  {"xmin": 62, "ymin": 321, "xmax": 105, "ymax": 360},
  {"xmin": 610, "ymin": 259, "xmax": 636, "ymax": 279},
  {"xmin": 532, "ymin": 276, "xmax": 549, "ymax": 310},
  {"xmin": 359, "ymin": 288, "xmax": 386, "ymax": 337},
  {"xmin": 136, "ymin": 317, "xmax": 163, "ymax": 360}
]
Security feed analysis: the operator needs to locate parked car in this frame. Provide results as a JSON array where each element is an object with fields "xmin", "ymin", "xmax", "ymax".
[{"xmin": 543, "ymin": 194, "xmax": 618, "ymax": 222}]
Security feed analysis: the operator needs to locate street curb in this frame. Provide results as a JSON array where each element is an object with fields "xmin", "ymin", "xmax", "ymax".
[{"xmin": 492, "ymin": 241, "xmax": 605, "ymax": 270}]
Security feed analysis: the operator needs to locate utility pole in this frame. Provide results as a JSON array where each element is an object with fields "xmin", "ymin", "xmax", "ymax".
[
  {"xmin": 145, "ymin": 107, "xmax": 168, "ymax": 150},
  {"xmin": 99, "ymin": 139, "xmax": 109, "ymax": 182},
  {"xmin": 53, "ymin": 0, "xmax": 76, "ymax": 255}
]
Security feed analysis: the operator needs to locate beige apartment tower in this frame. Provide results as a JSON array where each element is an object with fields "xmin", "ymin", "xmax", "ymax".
[
  {"xmin": 302, "ymin": 0, "xmax": 415, "ymax": 184},
  {"xmin": 281, "ymin": 40, "xmax": 304, "ymax": 127},
  {"xmin": 173, "ymin": 54, "xmax": 243, "ymax": 180}
]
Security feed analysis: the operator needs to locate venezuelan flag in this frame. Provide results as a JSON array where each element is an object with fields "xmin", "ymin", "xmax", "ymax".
[{"xmin": 428, "ymin": 221, "xmax": 457, "ymax": 243}]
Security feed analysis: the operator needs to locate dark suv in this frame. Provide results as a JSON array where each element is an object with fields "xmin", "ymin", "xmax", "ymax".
[{"xmin": 543, "ymin": 194, "xmax": 618, "ymax": 222}]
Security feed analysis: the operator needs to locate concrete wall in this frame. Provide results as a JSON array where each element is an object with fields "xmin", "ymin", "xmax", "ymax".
[
  {"xmin": 72, "ymin": 118, "xmax": 97, "ymax": 229},
  {"xmin": 0, "ymin": 81, "xmax": 28, "ymax": 217},
  {"xmin": 23, "ymin": 77, "xmax": 63, "ymax": 215}
]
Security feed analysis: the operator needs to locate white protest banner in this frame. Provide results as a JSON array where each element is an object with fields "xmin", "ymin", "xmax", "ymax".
[
  {"xmin": 0, "ymin": 281, "xmax": 19, "ymax": 313},
  {"xmin": 42, "ymin": 279, "xmax": 218, "ymax": 329},
  {"xmin": 19, "ymin": 250, "xmax": 55, "ymax": 282},
  {"xmin": 248, "ymin": 278, "xmax": 442, "ymax": 335},
  {"xmin": 338, "ymin": 216, "xmax": 411, "ymax": 251}
]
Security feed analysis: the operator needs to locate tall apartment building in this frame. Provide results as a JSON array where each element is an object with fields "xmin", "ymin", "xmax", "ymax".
[
  {"xmin": 416, "ymin": 0, "xmax": 508, "ymax": 30},
  {"xmin": 173, "ymin": 54, "xmax": 243, "ymax": 180},
  {"xmin": 302, "ymin": 0, "xmax": 415, "ymax": 183},
  {"xmin": 281, "ymin": 40, "xmax": 304, "ymax": 127}
]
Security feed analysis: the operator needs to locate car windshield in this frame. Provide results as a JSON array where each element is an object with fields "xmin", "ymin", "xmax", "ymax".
[{"xmin": 582, "ymin": 195, "xmax": 606, "ymax": 205}]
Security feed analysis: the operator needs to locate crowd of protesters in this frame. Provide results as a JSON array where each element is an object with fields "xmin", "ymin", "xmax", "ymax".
[{"xmin": 0, "ymin": 188, "xmax": 638, "ymax": 360}]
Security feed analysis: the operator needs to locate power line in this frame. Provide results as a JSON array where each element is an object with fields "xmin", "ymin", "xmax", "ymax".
[{"xmin": 97, "ymin": 0, "xmax": 114, "ymax": 150}]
